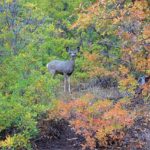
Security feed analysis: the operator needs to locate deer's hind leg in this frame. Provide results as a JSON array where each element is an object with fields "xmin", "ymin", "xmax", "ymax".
[{"xmin": 50, "ymin": 70, "xmax": 56, "ymax": 78}]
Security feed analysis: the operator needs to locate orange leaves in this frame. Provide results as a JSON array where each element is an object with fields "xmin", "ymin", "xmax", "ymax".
[
  {"xmin": 71, "ymin": 14, "xmax": 92, "ymax": 29},
  {"xmin": 118, "ymin": 65, "xmax": 137, "ymax": 93},
  {"xmin": 119, "ymin": 65, "xmax": 129, "ymax": 75},
  {"xmin": 96, "ymin": 125, "xmax": 114, "ymax": 144},
  {"xmin": 128, "ymin": 0, "xmax": 148, "ymax": 20},
  {"xmin": 70, "ymin": 0, "xmax": 148, "ymax": 29},
  {"xmin": 122, "ymin": 32, "xmax": 132, "ymax": 40},
  {"xmin": 103, "ymin": 102, "xmax": 130, "ymax": 125},
  {"xmin": 87, "ymin": 1, "xmax": 99, "ymax": 16},
  {"xmin": 83, "ymin": 52, "xmax": 99, "ymax": 62},
  {"xmin": 48, "ymin": 95, "xmax": 134, "ymax": 149},
  {"xmin": 119, "ymin": 75, "xmax": 136, "ymax": 87},
  {"xmin": 82, "ymin": 136, "xmax": 95, "ymax": 150},
  {"xmin": 91, "ymin": 100, "xmax": 112, "ymax": 115},
  {"xmin": 113, "ymin": 17, "xmax": 121, "ymax": 25},
  {"xmin": 132, "ymin": 0, "xmax": 148, "ymax": 10},
  {"xmin": 143, "ymin": 25, "xmax": 150, "ymax": 39},
  {"xmin": 70, "ymin": 1, "xmax": 100, "ymax": 29},
  {"xmin": 115, "ymin": 0, "xmax": 149, "ymax": 79},
  {"xmin": 131, "ymin": 9, "xmax": 147, "ymax": 20},
  {"xmin": 135, "ymin": 58, "xmax": 147, "ymax": 72},
  {"xmin": 132, "ymin": 52, "xmax": 150, "ymax": 73},
  {"xmin": 89, "ymin": 66, "xmax": 113, "ymax": 77},
  {"xmin": 119, "ymin": 75, "xmax": 137, "ymax": 94},
  {"xmin": 95, "ymin": 101, "xmax": 133, "ymax": 146},
  {"xmin": 83, "ymin": 52, "xmax": 114, "ymax": 78}
]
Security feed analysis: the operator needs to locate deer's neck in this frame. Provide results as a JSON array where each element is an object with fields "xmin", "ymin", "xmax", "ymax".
[
  {"xmin": 67, "ymin": 59, "xmax": 75, "ymax": 72},
  {"xmin": 70, "ymin": 58, "xmax": 75, "ymax": 65},
  {"xmin": 70, "ymin": 56, "xmax": 75, "ymax": 61}
]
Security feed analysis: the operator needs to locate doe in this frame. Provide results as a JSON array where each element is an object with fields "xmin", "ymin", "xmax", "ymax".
[{"xmin": 47, "ymin": 47, "xmax": 80, "ymax": 92}]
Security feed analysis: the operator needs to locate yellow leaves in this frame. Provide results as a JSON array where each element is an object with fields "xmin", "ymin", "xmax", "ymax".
[
  {"xmin": 24, "ymin": 2, "xmax": 37, "ymax": 10},
  {"xmin": 132, "ymin": 52, "xmax": 149, "ymax": 72},
  {"xmin": 93, "ymin": 100, "xmax": 112, "ymax": 110},
  {"xmin": 0, "ymin": 136, "xmax": 14, "ymax": 148},
  {"xmin": 19, "ymin": 52, "xmax": 27, "ymax": 58},
  {"xmin": 96, "ymin": 125, "xmax": 114, "ymax": 141},
  {"xmin": 6, "ymin": 0, "xmax": 13, "ymax": 3},
  {"xmin": 113, "ymin": 18, "xmax": 120, "ymax": 25},
  {"xmin": 119, "ymin": 76, "xmax": 133, "ymax": 86},
  {"xmin": 133, "ymin": 0, "xmax": 148, "ymax": 10},
  {"xmin": 70, "ymin": 1, "xmax": 99, "ymax": 29},
  {"xmin": 136, "ymin": 60, "xmax": 147, "ymax": 72},
  {"xmin": 119, "ymin": 75, "xmax": 137, "ymax": 93},
  {"xmin": 118, "ymin": 65, "xmax": 137, "ymax": 93},
  {"xmin": 70, "ymin": 13, "xmax": 93, "ymax": 29},
  {"xmin": 147, "ymin": 58, "xmax": 150, "ymax": 74},
  {"xmin": 48, "ymin": 24, "xmax": 55, "ymax": 32},
  {"xmin": 88, "ymin": 100, "xmax": 112, "ymax": 115},
  {"xmin": 122, "ymin": 48, "xmax": 132, "ymax": 55},
  {"xmin": 119, "ymin": 65, "xmax": 129, "ymax": 75}
]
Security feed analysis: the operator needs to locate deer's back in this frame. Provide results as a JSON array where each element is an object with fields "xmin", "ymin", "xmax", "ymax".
[{"xmin": 47, "ymin": 60, "xmax": 75, "ymax": 75}]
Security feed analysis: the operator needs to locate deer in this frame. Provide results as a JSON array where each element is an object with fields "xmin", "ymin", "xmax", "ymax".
[{"xmin": 47, "ymin": 47, "xmax": 80, "ymax": 92}]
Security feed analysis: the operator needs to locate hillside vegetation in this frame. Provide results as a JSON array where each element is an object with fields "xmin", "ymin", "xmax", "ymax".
[{"xmin": 0, "ymin": 0, "xmax": 149, "ymax": 149}]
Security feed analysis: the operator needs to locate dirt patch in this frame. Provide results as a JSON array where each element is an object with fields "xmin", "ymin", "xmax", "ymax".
[{"xmin": 32, "ymin": 119, "xmax": 83, "ymax": 150}]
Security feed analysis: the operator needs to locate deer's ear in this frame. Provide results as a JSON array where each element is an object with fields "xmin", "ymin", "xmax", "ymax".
[
  {"xmin": 66, "ymin": 47, "xmax": 70, "ymax": 52},
  {"xmin": 77, "ymin": 47, "xmax": 80, "ymax": 52}
]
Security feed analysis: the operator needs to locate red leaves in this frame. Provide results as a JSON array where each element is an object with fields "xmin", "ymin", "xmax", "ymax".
[{"xmin": 49, "ymin": 96, "xmax": 134, "ymax": 149}]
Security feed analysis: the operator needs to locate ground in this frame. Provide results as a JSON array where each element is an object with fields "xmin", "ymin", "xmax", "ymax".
[
  {"xmin": 32, "ymin": 119, "xmax": 83, "ymax": 150},
  {"xmin": 31, "ymin": 82, "xmax": 150, "ymax": 150}
]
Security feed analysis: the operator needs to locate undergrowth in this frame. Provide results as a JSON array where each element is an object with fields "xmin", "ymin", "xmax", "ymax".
[{"xmin": 48, "ymin": 93, "xmax": 135, "ymax": 149}]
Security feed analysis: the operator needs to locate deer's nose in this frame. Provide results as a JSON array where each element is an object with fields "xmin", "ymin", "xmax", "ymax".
[{"xmin": 71, "ymin": 53, "xmax": 76, "ymax": 57}]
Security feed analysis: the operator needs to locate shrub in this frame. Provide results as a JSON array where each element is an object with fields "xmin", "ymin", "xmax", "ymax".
[
  {"xmin": 48, "ymin": 94, "xmax": 134, "ymax": 149},
  {"xmin": 0, "ymin": 93, "xmax": 49, "ymax": 149}
]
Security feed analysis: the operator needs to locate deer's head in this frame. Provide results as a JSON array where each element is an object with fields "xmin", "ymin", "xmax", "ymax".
[{"xmin": 66, "ymin": 47, "xmax": 80, "ymax": 59}]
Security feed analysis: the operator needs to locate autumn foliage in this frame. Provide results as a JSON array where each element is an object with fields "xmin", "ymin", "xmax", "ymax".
[
  {"xmin": 45, "ymin": 1, "xmax": 150, "ymax": 149},
  {"xmin": 0, "ymin": 0, "xmax": 149, "ymax": 149},
  {"xmin": 71, "ymin": 0, "xmax": 150, "ymax": 97},
  {"xmin": 48, "ymin": 94, "xmax": 134, "ymax": 149}
]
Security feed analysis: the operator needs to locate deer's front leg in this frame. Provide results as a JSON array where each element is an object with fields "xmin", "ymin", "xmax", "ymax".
[
  {"xmin": 64, "ymin": 74, "xmax": 67, "ymax": 92},
  {"xmin": 68, "ymin": 77, "xmax": 71, "ymax": 93}
]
